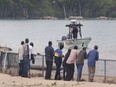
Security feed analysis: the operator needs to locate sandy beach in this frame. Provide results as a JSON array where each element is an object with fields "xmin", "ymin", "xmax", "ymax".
[{"xmin": 0, "ymin": 73, "xmax": 116, "ymax": 87}]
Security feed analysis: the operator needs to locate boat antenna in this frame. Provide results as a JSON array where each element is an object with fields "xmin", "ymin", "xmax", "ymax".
[
  {"xmin": 78, "ymin": 0, "xmax": 82, "ymax": 17},
  {"xmin": 78, "ymin": 0, "xmax": 82, "ymax": 23}
]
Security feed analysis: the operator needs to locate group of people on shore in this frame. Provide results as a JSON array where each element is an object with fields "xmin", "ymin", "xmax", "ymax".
[
  {"xmin": 18, "ymin": 39, "xmax": 99, "ymax": 82},
  {"xmin": 45, "ymin": 41, "xmax": 99, "ymax": 82},
  {"xmin": 18, "ymin": 38, "xmax": 35, "ymax": 78}
]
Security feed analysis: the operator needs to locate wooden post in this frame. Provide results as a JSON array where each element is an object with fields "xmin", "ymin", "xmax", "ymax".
[
  {"xmin": 42, "ymin": 55, "xmax": 44, "ymax": 77},
  {"xmin": 104, "ymin": 60, "xmax": 106, "ymax": 83}
]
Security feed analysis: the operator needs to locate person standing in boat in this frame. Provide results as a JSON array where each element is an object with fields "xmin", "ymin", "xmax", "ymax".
[
  {"xmin": 72, "ymin": 27, "xmax": 78, "ymax": 39},
  {"xmin": 87, "ymin": 45, "xmax": 99, "ymax": 82},
  {"xmin": 45, "ymin": 41, "xmax": 54, "ymax": 80},
  {"xmin": 54, "ymin": 44, "xmax": 64, "ymax": 80},
  {"xmin": 18, "ymin": 41, "xmax": 24, "ymax": 76},
  {"xmin": 78, "ymin": 23, "xmax": 83, "ymax": 38},
  {"xmin": 72, "ymin": 24, "xmax": 78, "ymax": 39}
]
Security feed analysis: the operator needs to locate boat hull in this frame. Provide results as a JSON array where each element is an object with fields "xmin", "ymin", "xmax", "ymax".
[{"xmin": 57, "ymin": 37, "xmax": 92, "ymax": 49}]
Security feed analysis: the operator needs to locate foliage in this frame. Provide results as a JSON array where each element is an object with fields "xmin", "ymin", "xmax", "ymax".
[{"xmin": 0, "ymin": 0, "xmax": 115, "ymax": 19}]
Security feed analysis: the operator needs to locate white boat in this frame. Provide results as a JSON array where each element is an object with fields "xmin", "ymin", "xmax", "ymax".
[{"xmin": 57, "ymin": 20, "xmax": 92, "ymax": 49}]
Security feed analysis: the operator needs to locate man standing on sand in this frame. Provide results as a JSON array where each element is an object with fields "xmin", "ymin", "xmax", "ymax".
[
  {"xmin": 54, "ymin": 44, "xmax": 64, "ymax": 80},
  {"xmin": 18, "ymin": 41, "xmax": 24, "ymax": 76},
  {"xmin": 22, "ymin": 38, "xmax": 30, "ymax": 77},
  {"xmin": 63, "ymin": 49, "xmax": 71, "ymax": 80},
  {"xmin": 87, "ymin": 45, "xmax": 99, "ymax": 82},
  {"xmin": 45, "ymin": 41, "xmax": 54, "ymax": 80},
  {"xmin": 76, "ymin": 47, "xmax": 87, "ymax": 81},
  {"xmin": 66, "ymin": 46, "xmax": 78, "ymax": 81}
]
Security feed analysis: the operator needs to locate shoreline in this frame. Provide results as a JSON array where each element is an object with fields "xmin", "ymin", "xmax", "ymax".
[{"xmin": 0, "ymin": 73, "xmax": 116, "ymax": 87}]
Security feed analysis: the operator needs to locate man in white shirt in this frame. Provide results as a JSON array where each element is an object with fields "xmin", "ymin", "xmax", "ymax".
[
  {"xmin": 27, "ymin": 42, "xmax": 35, "ymax": 77},
  {"xmin": 29, "ymin": 42, "xmax": 36, "ymax": 64},
  {"xmin": 29, "ymin": 42, "xmax": 34, "ymax": 59},
  {"xmin": 18, "ymin": 41, "xmax": 24, "ymax": 76}
]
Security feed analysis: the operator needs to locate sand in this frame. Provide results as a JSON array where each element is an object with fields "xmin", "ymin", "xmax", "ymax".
[{"xmin": 0, "ymin": 73, "xmax": 116, "ymax": 87}]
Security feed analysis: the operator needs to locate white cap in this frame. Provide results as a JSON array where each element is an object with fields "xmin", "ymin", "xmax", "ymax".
[{"xmin": 71, "ymin": 20, "xmax": 77, "ymax": 24}]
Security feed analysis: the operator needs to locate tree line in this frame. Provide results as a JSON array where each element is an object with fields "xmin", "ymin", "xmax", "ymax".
[{"xmin": 0, "ymin": 0, "xmax": 115, "ymax": 19}]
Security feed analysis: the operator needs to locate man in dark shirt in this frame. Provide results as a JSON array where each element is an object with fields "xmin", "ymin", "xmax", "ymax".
[
  {"xmin": 63, "ymin": 49, "xmax": 71, "ymax": 80},
  {"xmin": 72, "ymin": 26, "xmax": 78, "ymax": 39},
  {"xmin": 45, "ymin": 41, "xmax": 54, "ymax": 80},
  {"xmin": 76, "ymin": 47, "xmax": 87, "ymax": 81}
]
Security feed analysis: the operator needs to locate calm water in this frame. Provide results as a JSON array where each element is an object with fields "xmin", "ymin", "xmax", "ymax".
[{"xmin": 0, "ymin": 19, "xmax": 116, "ymax": 60}]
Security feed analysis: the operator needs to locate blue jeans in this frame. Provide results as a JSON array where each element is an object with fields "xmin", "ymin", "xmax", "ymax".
[
  {"xmin": 55, "ymin": 62, "xmax": 62, "ymax": 80},
  {"xmin": 22, "ymin": 56, "xmax": 30, "ymax": 77},
  {"xmin": 76, "ymin": 63, "xmax": 84, "ymax": 80}
]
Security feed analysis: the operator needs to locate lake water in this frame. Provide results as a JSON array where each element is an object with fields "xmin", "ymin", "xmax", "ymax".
[{"xmin": 0, "ymin": 19, "xmax": 116, "ymax": 60}]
